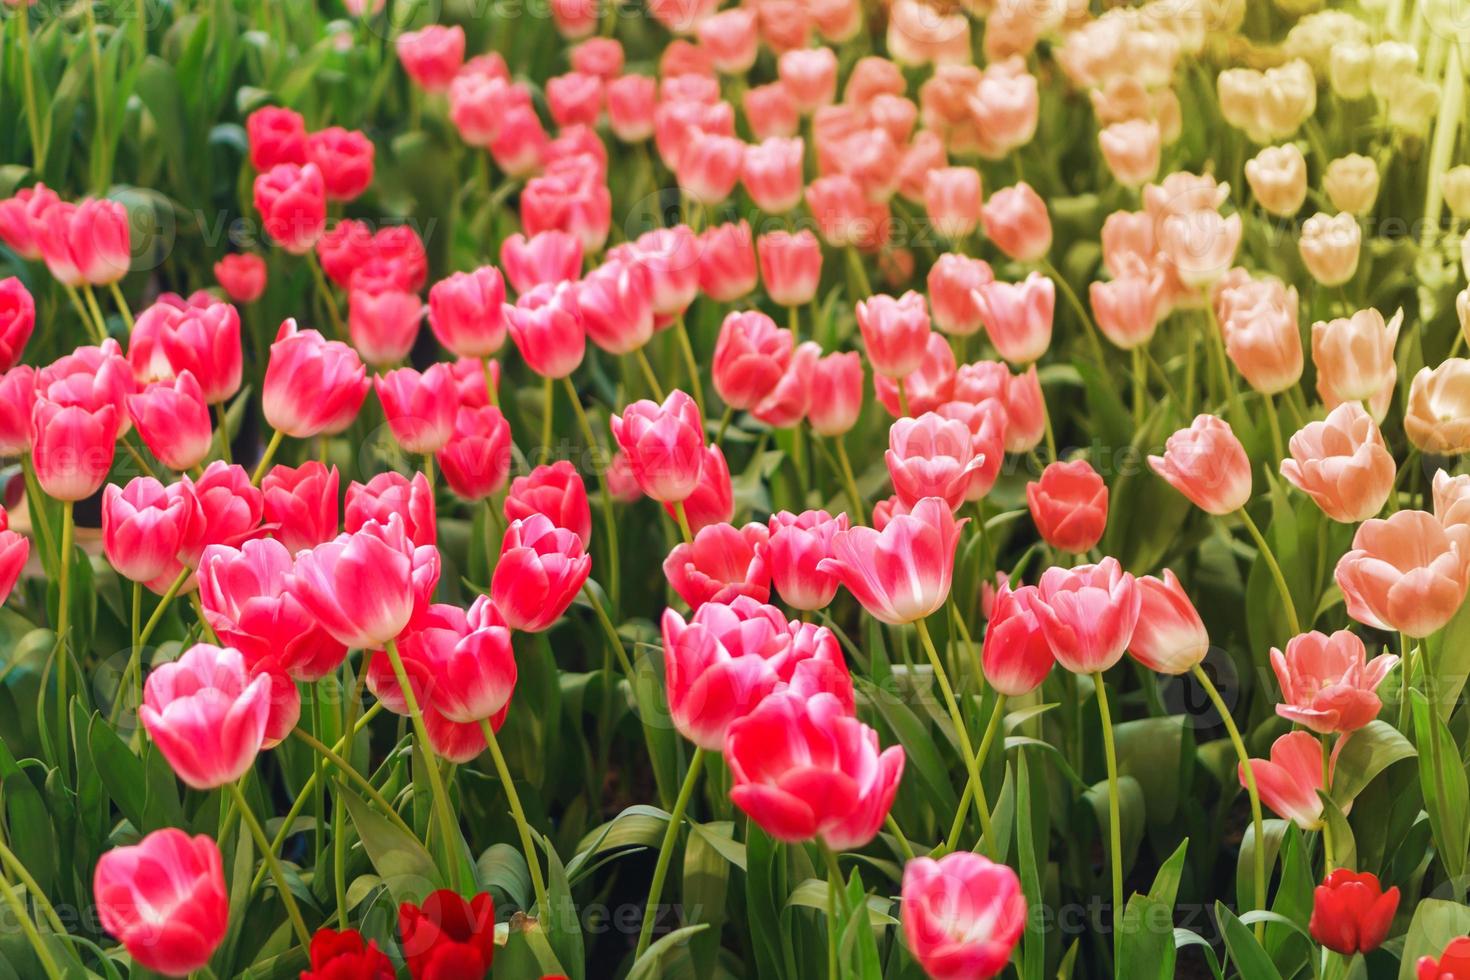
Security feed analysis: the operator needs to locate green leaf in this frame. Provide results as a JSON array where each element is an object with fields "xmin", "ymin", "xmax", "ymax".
[
  {"xmin": 538, "ymin": 829, "xmax": 582, "ymax": 980},
  {"xmin": 1317, "ymin": 791, "xmax": 1357, "ymax": 872},
  {"xmin": 785, "ymin": 879, "xmax": 896, "ymax": 926},
  {"xmin": 1398, "ymin": 899, "xmax": 1470, "ymax": 980},
  {"xmin": 745, "ymin": 822, "xmax": 790, "ymax": 980},
  {"xmin": 1330, "ymin": 720, "xmax": 1415, "ymax": 806},
  {"xmin": 1117, "ymin": 839, "xmax": 1188, "ymax": 979},
  {"xmin": 1173, "ymin": 930, "xmax": 1224, "ymax": 980},
  {"xmin": 1215, "ymin": 901, "xmax": 1283, "ymax": 980},
  {"xmin": 688, "ymin": 820, "xmax": 747, "ymax": 872},
  {"xmin": 625, "ymin": 924, "xmax": 710, "ymax": 980},
  {"xmin": 1016, "ymin": 749, "xmax": 1046, "ymax": 980},
  {"xmin": 341, "ymin": 791, "xmax": 438, "ymax": 906},
  {"xmin": 1236, "ymin": 818, "xmax": 1287, "ymax": 913},
  {"xmin": 0, "ymin": 738, "xmax": 54, "ymax": 896},
  {"xmin": 477, "ymin": 843, "xmax": 531, "ymax": 912},
  {"xmin": 88, "ymin": 714, "xmax": 146, "ymax": 830},
  {"xmin": 683, "ymin": 816, "xmax": 731, "ymax": 979},
  {"xmin": 1411, "ymin": 690, "xmax": 1469, "ymax": 881}
]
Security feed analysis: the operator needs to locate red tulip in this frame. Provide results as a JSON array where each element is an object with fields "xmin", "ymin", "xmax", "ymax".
[
  {"xmin": 662, "ymin": 597, "xmax": 852, "ymax": 749},
  {"xmin": 427, "ymin": 266, "xmax": 508, "ymax": 358},
  {"xmin": 346, "ymin": 471, "xmax": 436, "ymax": 548},
  {"xmin": 140, "ymin": 643, "xmax": 271, "ymax": 789},
  {"xmin": 437, "ymin": 405, "xmax": 513, "ymax": 502},
  {"xmin": 506, "ymin": 282, "xmax": 586, "ymax": 379},
  {"xmin": 819, "ymin": 497, "xmax": 964, "ymax": 625},
  {"xmin": 30, "ymin": 398, "xmax": 118, "ymax": 501},
  {"xmin": 0, "ymin": 277, "xmax": 34, "ymax": 371},
  {"xmin": 1026, "ymin": 460, "xmax": 1107, "ymax": 555},
  {"xmin": 214, "ymin": 254, "xmax": 267, "ymax": 303},
  {"xmin": 491, "ymin": 514, "xmax": 592, "ymax": 631},
  {"xmin": 1129, "ymin": 569, "xmax": 1210, "ymax": 675},
  {"xmin": 0, "ymin": 184, "xmax": 56, "ymax": 261},
  {"xmin": 290, "ymin": 515, "xmax": 441, "ymax": 649},
  {"xmin": 38, "ymin": 197, "xmax": 131, "ymax": 286},
  {"xmin": 198, "ymin": 538, "xmax": 349, "ymax": 683},
  {"xmin": 1419, "ymin": 937, "xmax": 1470, "ymax": 979},
  {"xmin": 306, "ymin": 127, "xmax": 375, "ymax": 202},
  {"xmin": 1271, "ymin": 629, "xmax": 1399, "ymax": 735},
  {"xmin": 982, "ymin": 583, "xmax": 1054, "ymax": 696},
  {"xmin": 665, "ymin": 521, "xmax": 771, "ymax": 609},
  {"xmin": 712, "ymin": 311, "xmax": 793, "ymax": 411},
  {"xmin": 500, "ymin": 230, "xmax": 584, "ymax": 295},
  {"xmin": 856, "ymin": 291, "xmax": 932, "ymax": 378},
  {"xmin": 262, "ymin": 320, "xmax": 370, "ymax": 438},
  {"xmin": 398, "ymin": 890, "xmax": 495, "ymax": 980},
  {"xmin": 94, "ymin": 829, "xmax": 227, "ymax": 977},
  {"xmin": 1238, "ymin": 730, "xmax": 1330, "ymax": 830},
  {"xmin": 260, "ymin": 461, "xmax": 339, "ymax": 553},
  {"xmin": 302, "ymin": 928, "xmax": 395, "ymax": 980},
  {"xmin": 174, "ymin": 461, "xmax": 264, "ymax": 567},
  {"xmin": 0, "ymin": 365, "xmax": 33, "ymax": 455},
  {"xmin": 253, "ymin": 162, "xmax": 327, "ymax": 254},
  {"xmin": 1031, "ymin": 558, "xmax": 1140, "ymax": 674},
  {"xmin": 103, "ymin": 477, "xmax": 196, "ymax": 588},
  {"xmin": 246, "ymin": 106, "xmax": 307, "ymax": 170},
  {"xmin": 610, "ymin": 390, "xmax": 706, "ymax": 503},
  {"xmin": 1310, "ymin": 869, "xmax": 1399, "ymax": 955},
  {"xmin": 902, "ymin": 853, "xmax": 1027, "ymax": 980},
  {"xmin": 578, "ymin": 257, "xmax": 655, "ymax": 355},
  {"xmin": 128, "ymin": 372, "xmax": 213, "ymax": 472},
  {"xmin": 369, "ymin": 597, "xmax": 515, "ymax": 728},
  {"xmin": 375, "ymin": 363, "xmax": 457, "ymax": 456},
  {"xmin": 727, "ymin": 691, "xmax": 904, "ymax": 849},
  {"xmin": 127, "ymin": 299, "xmax": 243, "ymax": 405},
  {"xmin": 1148, "ymin": 414, "xmax": 1252, "ymax": 515},
  {"xmin": 395, "ymin": 25, "xmax": 465, "ymax": 91},
  {"xmin": 886, "ymin": 413, "xmax": 985, "ymax": 511},
  {"xmin": 765, "ymin": 509, "xmax": 847, "ymax": 610},
  {"xmin": 506, "ymin": 461, "xmax": 592, "ymax": 547},
  {"xmin": 662, "ymin": 444, "xmax": 734, "ymax": 534}
]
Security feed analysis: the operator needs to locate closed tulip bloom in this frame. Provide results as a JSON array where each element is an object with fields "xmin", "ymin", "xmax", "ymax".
[
  {"xmin": 291, "ymin": 515, "xmax": 440, "ymax": 649},
  {"xmin": 427, "ymin": 267, "xmax": 507, "ymax": 358},
  {"xmin": 610, "ymin": 390, "xmax": 706, "ymax": 502},
  {"xmin": 346, "ymin": 471, "xmax": 436, "ymax": 548},
  {"xmin": 1027, "ymin": 460, "xmax": 1107, "ymax": 554},
  {"xmin": 398, "ymin": 890, "xmax": 496, "ymax": 980},
  {"xmin": 253, "ymin": 162, "xmax": 326, "ymax": 254},
  {"xmin": 578, "ymin": 258, "xmax": 655, "ymax": 355},
  {"xmin": 506, "ymin": 461, "xmax": 592, "ymax": 547},
  {"xmin": 697, "ymin": 221, "xmax": 758, "ymax": 303},
  {"xmin": 128, "ymin": 372, "xmax": 213, "ymax": 472},
  {"xmin": 981, "ymin": 182, "xmax": 1051, "ymax": 262},
  {"xmin": 1312, "ymin": 307, "xmax": 1401, "ymax": 421},
  {"xmin": 1244, "ymin": 144, "xmax": 1308, "ymax": 216},
  {"xmin": 0, "ymin": 520, "xmax": 25, "ymax": 604},
  {"xmin": 197, "ymin": 539, "xmax": 348, "ymax": 682},
  {"xmin": 396, "ymin": 25, "xmax": 464, "ymax": 90},
  {"xmin": 886, "ymin": 413, "xmax": 984, "ymax": 510},
  {"xmin": 1280, "ymin": 402, "xmax": 1395, "ymax": 523},
  {"xmin": 43, "ymin": 197, "xmax": 131, "ymax": 286},
  {"xmin": 975, "ymin": 272, "xmax": 1054, "ymax": 366},
  {"xmin": 1335, "ymin": 509, "xmax": 1470, "ymax": 638},
  {"xmin": 664, "ymin": 521, "xmax": 770, "ymax": 609},
  {"xmin": 856, "ymin": 291, "xmax": 932, "ymax": 378},
  {"xmin": 127, "ymin": 299, "xmax": 244, "ymax": 405},
  {"xmin": 1099, "ymin": 119, "xmax": 1162, "ymax": 188},
  {"xmin": 371, "ymin": 597, "xmax": 515, "ymax": 727},
  {"xmin": 302, "ymin": 928, "xmax": 396, "ymax": 980},
  {"xmin": 819, "ymin": 497, "xmax": 964, "ymax": 624},
  {"xmin": 214, "ymin": 254, "xmax": 267, "ymax": 303},
  {"xmin": 661, "ymin": 444, "xmax": 734, "ymax": 534},
  {"xmin": 928, "ymin": 254, "xmax": 992, "ymax": 336},
  {"xmin": 614, "ymin": 226, "xmax": 701, "ymax": 317},
  {"xmin": 1090, "ymin": 273, "xmax": 1166, "ymax": 351},
  {"xmin": 875, "ymin": 333, "xmax": 955, "ymax": 418},
  {"xmin": 757, "ymin": 230, "xmax": 822, "ymax": 307},
  {"xmin": 743, "ymin": 82, "xmax": 800, "ymax": 140},
  {"xmin": 1149, "ymin": 415, "xmax": 1252, "ymax": 515},
  {"xmin": 437, "ymin": 405, "xmax": 513, "ymax": 502},
  {"xmin": 1418, "ymin": 937, "xmax": 1470, "ymax": 978},
  {"xmin": 175, "ymin": 462, "xmax": 265, "ymax": 568},
  {"xmin": 923, "ymin": 167, "xmax": 983, "ymax": 240},
  {"xmin": 742, "ymin": 138, "xmax": 805, "ymax": 214},
  {"xmin": 500, "ymin": 231, "xmax": 583, "ymax": 296},
  {"xmin": 261, "ymin": 461, "xmax": 340, "ymax": 553},
  {"xmin": 1310, "ymin": 870, "xmax": 1399, "ymax": 956},
  {"xmin": 306, "ymin": 127, "xmax": 375, "ymax": 201},
  {"xmin": 727, "ymin": 691, "xmax": 903, "ymax": 849},
  {"xmin": 901, "ymin": 852, "xmax": 1027, "ymax": 980},
  {"xmin": 1128, "ymin": 569, "xmax": 1209, "ymax": 674},
  {"xmin": 696, "ymin": 7, "xmax": 758, "ymax": 72},
  {"xmin": 263, "ymin": 321, "xmax": 370, "ymax": 437},
  {"xmin": 1299, "ymin": 212, "xmax": 1362, "ymax": 288},
  {"xmin": 765, "ymin": 509, "xmax": 847, "ymax": 610},
  {"xmin": 546, "ymin": 71, "xmax": 603, "ymax": 128},
  {"xmin": 94, "ymin": 829, "xmax": 228, "ymax": 977},
  {"xmin": 1406, "ymin": 359, "xmax": 1470, "ymax": 455},
  {"xmin": 0, "ymin": 367, "xmax": 33, "ymax": 455},
  {"xmin": 1239, "ymin": 730, "xmax": 1329, "ymax": 829},
  {"xmin": 0, "ymin": 278, "xmax": 34, "ymax": 371},
  {"xmin": 348, "ymin": 288, "xmax": 423, "ymax": 367},
  {"xmin": 1031, "ymin": 558, "xmax": 1140, "ymax": 674},
  {"xmin": 491, "ymin": 514, "xmax": 592, "ymax": 631},
  {"xmin": 672, "ymin": 132, "xmax": 741, "ymax": 205},
  {"xmin": 749, "ymin": 340, "xmax": 817, "ymax": 428},
  {"xmin": 37, "ymin": 337, "xmax": 135, "ymax": 432},
  {"xmin": 603, "ymin": 74, "xmax": 655, "ymax": 142},
  {"xmin": 246, "ymin": 106, "xmax": 307, "ymax": 170},
  {"xmin": 1435, "ymin": 469, "xmax": 1470, "ymax": 528},
  {"xmin": 982, "ymin": 583, "xmax": 1053, "ymax": 696},
  {"xmin": 375, "ymin": 363, "xmax": 457, "ymax": 456},
  {"xmin": 1216, "ymin": 274, "xmax": 1302, "ymax": 395},
  {"xmin": 504, "ymin": 282, "xmax": 585, "ymax": 379},
  {"xmin": 140, "ymin": 643, "xmax": 270, "ymax": 789},
  {"xmin": 777, "ymin": 47, "xmax": 838, "ymax": 112},
  {"xmin": 1158, "ymin": 210, "xmax": 1242, "ymax": 288},
  {"xmin": 30, "ymin": 398, "xmax": 118, "ymax": 501},
  {"xmin": 1324, "ymin": 154, "xmax": 1380, "ymax": 216},
  {"xmin": 713, "ymin": 311, "xmax": 793, "ymax": 411},
  {"xmin": 103, "ymin": 477, "xmax": 195, "ymax": 586},
  {"xmin": 808, "ymin": 351, "xmax": 864, "ymax": 437},
  {"xmin": 0, "ymin": 185, "xmax": 56, "ymax": 261},
  {"xmin": 1271, "ymin": 629, "xmax": 1398, "ymax": 734}
]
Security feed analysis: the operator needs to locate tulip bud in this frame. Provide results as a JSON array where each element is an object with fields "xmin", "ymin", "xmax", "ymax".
[
  {"xmin": 1405, "ymin": 359, "xmax": 1470, "ymax": 456},
  {"xmin": 348, "ymin": 288, "xmax": 423, "ymax": 367},
  {"xmin": 437, "ymin": 405, "xmax": 513, "ymax": 502},
  {"xmin": 855, "ymin": 291, "xmax": 932, "ymax": 378},
  {"xmin": 607, "ymin": 74, "xmax": 657, "ymax": 142},
  {"xmin": 742, "ymin": 137, "xmax": 805, "ymax": 215},
  {"xmin": 262, "ymin": 320, "xmax": 370, "ymax": 438},
  {"xmin": 374, "ymin": 363, "xmax": 457, "ymax": 456},
  {"xmin": 1099, "ymin": 119, "xmax": 1162, "ymax": 188},
  {"xmin": 976, "ymin": 272, "xmax": 1055, "ymax": 366},
  {"xmin": 1444, "ymin": 165, "xmax": 1470, "ymax": 220},
  {"xmin": 981, "ymin": 182, "xmax": 1051, "ymax": 262},
  {"xmin": 757, "ymin": 230, "xmax": 822, "ymax": 307},
  {"xmin": 1309, "ymin": 870, "xmax": 1399, "ymax": 956},
  {"xmin": 807, "ymin": 351, "xmax": 864, "ymax": 437},
  {"xmin": 306, "ymin": 127, "xmax": 375, "ymax": 202},
  {"xmin": 1299, "ymin": 212, "xmax": 1361, "ymax": 287},
  {"xmin": 213, "ymin": 254, "xmax": 267, "ymax": 304},
  {"xmin": 1027, "ymin": 460, "xmax": 1108, "ymax": 555},
  {"xmin": 902, "ymin": 854, "xmax": 1026, "ymax": 980},
  {"xmin": 128, "ymin": 372, "xmax": 213, "ymax": 472},
  {"xmin": 246, "ymin": 106, "xmax": 308, "ymax": 171},
  {"xmin": 253, "ymin": 163, "xmax": 327, "ymax": 254},
  {"xmin": 505, "ymin": 461, "xmax": 591, "ymax": 547},
  {"xmin": 492, "ymin": 514, "xmax": 592, "ymax": 631},
  {"xmin": 396, "ymin": 25, "xmax": 465, "ymax": 91},
  {"xmin": 1245, "ymin": 144, "xmax": 1308, "ymax": 216},
  {"xmin": 924, "ymin": 166, "xmax": 983, "ymax": 240},
  {"xmin": 427, "ymin": 266, "xmax": 507, "ymax": 358},
  {"xmin": 141, "ymin": 644, "xmax": 271, "ymax": 789},
  {"xmin": 1148, "ymin": 414, "xmax": 1252, "ymax": 515},
  {"xmin": 1324, "ymin": 154, "xmax": 1379, "ymax": 216},
  {"xmin": 697, "ymin": 221, "xmax": 758, "ymax": 303}
]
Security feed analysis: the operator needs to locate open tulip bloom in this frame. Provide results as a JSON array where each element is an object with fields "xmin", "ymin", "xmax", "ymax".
[{"xmin": 4, "ymin": 5, "xmax": 1470, "ymax": 980}]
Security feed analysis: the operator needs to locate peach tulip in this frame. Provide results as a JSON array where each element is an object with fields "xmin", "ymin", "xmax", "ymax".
[
  {"xmin": 1280, "ymin": 402, "xmax": 1396, "ymax": 523},
  {"xmin": 1335, "ymin": 509, "xmax": 1470, "ymax": 638},
  {"xmin": 1271, "ymin": 630, "xmax": 1398, "ymax": 734}
]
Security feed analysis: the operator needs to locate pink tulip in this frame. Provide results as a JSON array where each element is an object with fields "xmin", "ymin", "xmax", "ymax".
[
  {"xmin": 712, "ymin": 311, "xmax": 793, "ymax": 411},
  {"xmin": 1239, "ymin": 731, "xmax": 1331, "ymax": 830},
  {"xmin": 505, "ymin": 461, "xmax": 592, "ymax": 548},
  {"xmin": 856, "ymin": 291, "xmax": 932, "ymax": 378},
  {"xmin": 886, "ymin": 413, "xmax": 984, "ymax": 511},
  {"xmin": 1148, "ymin": 415, "xmax": 1252, "ymax": 515},
  {"xmin": 981, "ymin": 182, "xmax": 1051, "ymax": 262},
  {"xmin": 975, "ymin": 272, "xmax": 1054, "ymax": 365},
  {"xmin": 369, "ymin": 597, "xmax": 515, "ymax": 728},
  {"xmin": 375, "ymin": 363, "xmax": 457, "ymax": 456},
  {"xmin": 578, "ymin": 258, "xmax": 655, "ymax": 355},
  {"xmin": 36, "ymin": 338, "xmax": 134, "ymax": 431},
  {"xmin": 128, "ymin": 372, "xmax": 213, "ymax": 472},
  {"xmin": 742, "ymin": 137, "xmax": 805, "ymax": 214},
  {"xmin": 348, "ymin": 288, "xmax": 422, "ymax": 367},
  {"xmin": 260, "ymin": 462, "xmax": 339, "ymax": 553},
  {"xmin": 500, "ymin": 230, "xmax": 584, "ymax": 295},
  {"xmin": 102, "ymin": 477, "xmax": 196, "ymax": 587},
  {"xmin": 262, "ymin": 320, "xmax": 370, "ymax": 438},
  {"xmin": 345, "ymin": 471, "xmax": 436, "ymax": 549},
  {"xmin": 1280, "ymin": 402, "xmax": 1396, "ymax": 523},
  {"xmin": 928, "ymin": 254, "xmax": 992, "ymax": 336},
  {"xmin": 491, "ymin": 514, "xmax": 592, "ymax": 632},
  {"xmin": 94, "ymin": 829, "xmax": 228, "ymax": 977},
  {"xmin": 0, "ymin": 277, "xmax": 34, "ymax": 372},
  {"xmin": 610, "ymin": 390, "xmax": 706, "ymax": 502},
  {"xmin": 1271, "ymin": 630, "xmax": 1398, "ymax": 734},
  {"xmin": 214, "ymin": 254, "xmax": 267, "ymax": 304},
  {"xmin": 1090, "ymin": 273, "xmax": 1166, "ymax": 351},
  {"xmin": 0, "ymin": 365, "xmax": 33, "ymax": 455},
  {"xmin": 1031, "ymin": 558, "xmax": 1140, "ymax": 674},
  {"xmin": 30, "ymin": 398, "xmax": 118, "ymax": 501},
  {"xmin": 819, "ymin": 497, "xmax": 964, "ymax": 624},
  {"xmin": 777, "ymin": 47, "xmax": 838, "ymax": 112},
  {"xmin": 504, "ymin": 282, "xmax": 586, "ymax": 380},
  {"xmin": 253, "ymin": 163, "xmax": 327, "ymax": 254},
  {"xmin": 246, "ymin": 106, "xmax": 307, "ymax": 170},
  {"xmin": 427, "ymin": 266, "xmax": 508, "ymax": 358},
  {"xmin": 140, "ymin": 644, "xmax": 271, "ymax": 789},
  {"xmin": 306, "ymin": 127, "xmax": 375, "ymax": 202},
  {"xmin": 1335, "ymin": 509, "xmax": 1470, "ymax": 638},
  {"xmin": 607, "ymin": 74, "xmax": 658, "ymax": 142},
  {"xmin": 1434, "ymin": 469, "xmax": 1470, "ymax": 528},
  {"xmin": 982, "ymin": 583, "xmax": 1054, "ymax": 696},
  {"xmin": 127, "ymin": 299, "xmax": 243, "ymax": 405},
  {"xmin": 765, "ymin": 509, "xmax": 847, "ymax": 611},
  {"xmin": 874, "ymin": 333, "xmax": 956, "ymax": 419},
  {"xmin": 901, "ymin": 853, "xmax": 1027, "ymax": 980},
  {"xmin": 396, "ymin": 25, "xmax": 465, "ymax": 91},
  {"xmin": 924, "ymin": 167, "xmax": 983, "ymax": 240},
  {"xmin": 664, "ymin": 521, "xmax": 771, "ymax": 609},
  {"xmin": 1129, "ymin": 570, "xmax": 1209, "ymax": 675},
  {"xmin": 698, "ymin": 221, "xmax": 759, "ymax": 303},
  {"xmin": 437, "ymin": 405, "xmax": 513, "ymax": 502},
  {"xmin": 807, "ymin": 352, "xmax": 864, "ymax": 438},
  {"xmin": 661, "ymin": 444, "xmax": 734, "ymax": 534},
  {"xmin": 752, "ymin": 341, "xmax": 820, "ymax": 429},
  {"xmin": 758, "ymin": 230, "xmax": 822, "ymax": 307}
]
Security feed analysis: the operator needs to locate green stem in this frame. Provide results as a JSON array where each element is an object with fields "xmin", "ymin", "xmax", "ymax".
[
  {"xmin": 307, "ymin": 251, "xmax": 346, "ymax": 338},
  {"xmin": 62, "ymin": 284, "xmax": 104, "ymax": 343},
  {"xmin": 673, "ymin": 316, "xmax": 705, "ymax": 418},
  {"xmin": 913, "ymin": 618, "xmax": 993, "ymax": 854},
  {"xmin": 479, "ymin": 718, "xmax": 551, "ymax": 915},
  {"xmin": 383, "ymin": 637, "xmax": 462, "ymax": 890},
  {"xmin": 634, "ymin": 348, "xmax": 665, "ymax": 401},
  {"xmin": 19, "ymin": 458, "xmax": 53, "ymax": 559},
  {"xmin": 582, "ymin": 584, "xmax": 635, "ymax": 680},
  {"xmin": 945, "ymin": 695, "xmax": 1006, "ymax": 852},
  {"xmin": 83, "ymin": 1, "xmax": 108, "ymax": 191},
  {"xmin": 563, "ymin": 376, "xmax": 620, "ymax": 610},
  {"xmin": 714, "ymin": 405, "xmax": 734, "ymax": 445},
  {"xmin": 54, "ymin": 502, "xmax": 73, "ymax": 777},
  {"xmin": 481, "ymin": 355, "xmax": 499, "ymax": 406},
  {"xmin": 0, "ymin": 868, "xmax": 60, "ymax": 980},
  {"xmin": 16, "ymin": 13, "xmax": 43, "ymax": 164},
  {"xmin": 111, "ymin": 566, "xmax": 190, "ymax": 725},
  {"xmin": 1130, "ymin": 346, "xmax": 1146, "ymax": 427},
  {"xmin": 81, "ymin": 285, "xmax": 111, "ymax": 341},
  {"xmin": 289, "ymin": 728, "xmax": 417, "ymax": 839},
  {"xmin": 0, "ymin": 838, "xmax": 65, "ymax": 936},
  {"xmin": 635, "ymin": 747, "xmax": 706, "ymax": 958},
  {"xmin": 541, "ymin": 375, "xmax": 555, "ymax": 457},
  {"xmin": 1262, "ymin": 393, "xmax": 1286, "ymax": 463},
  {"xmin": 884, "ymin": 815, "xmax": 917, "ymax": 862},
  {"xmin": 1193, "ymin": 665, "xmax": 1266, "ymax": 939},
  {"xmin": 833, "ymin": 438, "xmax": 866, "ymax": 524},
  {"xmin": 673, "ymin": 500, "xmax": 695, "ymax": 545},
  {"xmin": 251, "ymin": 429, "xmax": 285, "ymax": 487},
  {"xmin": 1041, "ymin": 257, "xmax": 1107, "ymax": 369},
  {"xmin": 107, "ymin": 282, "xmax": 135, "ymax": 334},
  {"xmin": 228, "ymin": 780, "xmax": 312, "ymax": 949},
  {"xmin": 1204, "ymin": 304, "xmax": 1247, "ymax": 430},
  {"xmin": 1237, "ymin": 508, "xmax": 1302, "ymax": 636},
  {"xmin": 1093, "ymin": 672, "xmax": 1124, "ymax": 967},
  {"xmin": 821, "ymin": 844, "xmax": 847, "ymax": 979}
]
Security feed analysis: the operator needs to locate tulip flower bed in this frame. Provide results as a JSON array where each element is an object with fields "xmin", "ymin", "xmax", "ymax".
[{"xmin": 3, "ymin": 0, "xmax": 1470, "ymax": 978}]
